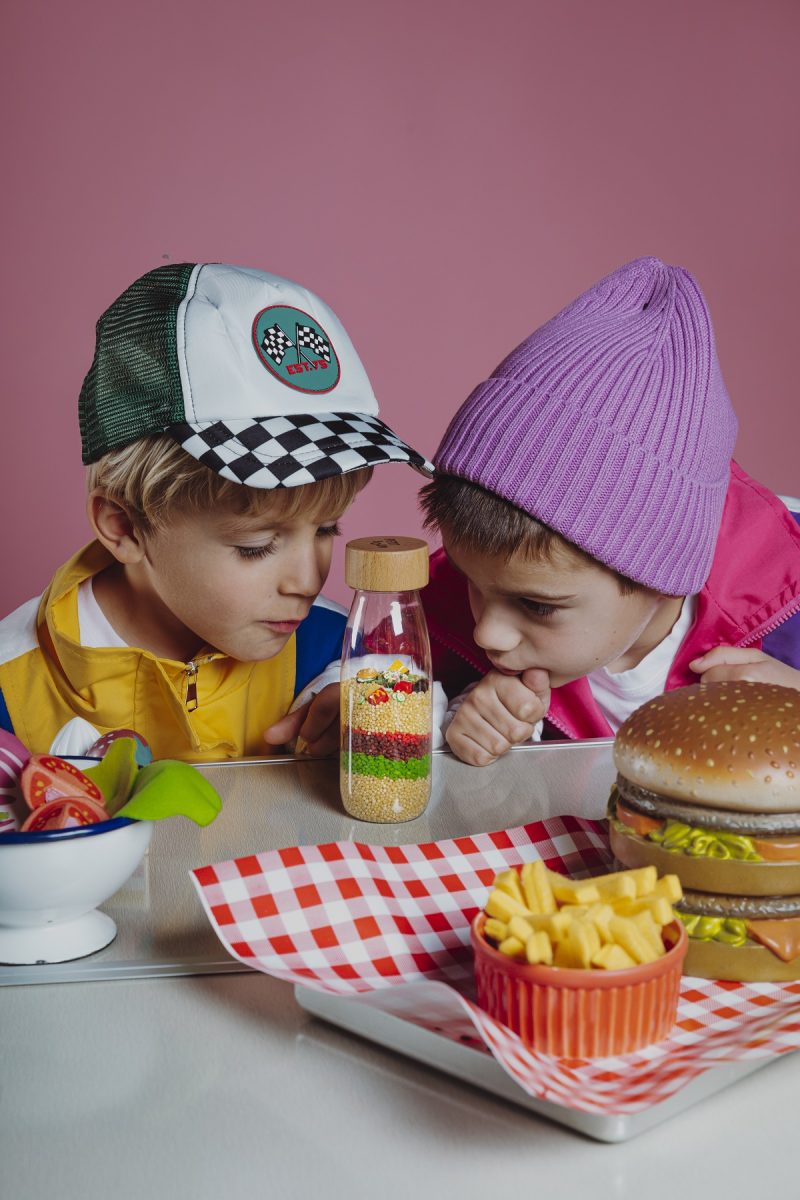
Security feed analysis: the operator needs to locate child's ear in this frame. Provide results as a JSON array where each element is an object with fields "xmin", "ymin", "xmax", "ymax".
[{"xmin": 87, "ymin": 490, "xmax": 147, "ymax": 564}]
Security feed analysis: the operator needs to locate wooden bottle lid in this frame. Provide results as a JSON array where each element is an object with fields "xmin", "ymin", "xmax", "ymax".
[{"xmin": 344, "ymin": 536, "xmax": 429, "ymax": 592}]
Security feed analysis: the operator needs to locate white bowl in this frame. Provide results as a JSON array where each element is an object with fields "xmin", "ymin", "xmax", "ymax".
[{"xmin": 0, "ymin": 816, "xmax": 153, "ymax": 964}]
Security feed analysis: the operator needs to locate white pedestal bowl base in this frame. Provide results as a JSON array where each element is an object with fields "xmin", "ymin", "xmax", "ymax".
[{"xmin": 0, "ymin": 910, "xmax": 118, "ymax": 964}]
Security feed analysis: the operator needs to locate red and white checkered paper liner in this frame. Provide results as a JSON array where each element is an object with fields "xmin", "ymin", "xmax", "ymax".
[{"xmin": 191, "ymin": 817, "xmax": 800, "ymax": 1115}]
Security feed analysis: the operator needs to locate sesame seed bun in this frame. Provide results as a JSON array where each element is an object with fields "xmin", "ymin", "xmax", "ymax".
[{"xmin": 613, "ymin": 682, "xmax": 800, "ymax": 813}]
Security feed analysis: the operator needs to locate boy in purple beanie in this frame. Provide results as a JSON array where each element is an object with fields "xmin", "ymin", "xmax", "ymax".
[{"xmin": 419, "ymin": 257, "xmax": 800, "ymax": 764}]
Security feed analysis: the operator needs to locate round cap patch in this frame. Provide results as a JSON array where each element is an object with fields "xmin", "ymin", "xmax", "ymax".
[{"xmin": 252, "ymin": 305, "xmax": 341, "ymax": 393}]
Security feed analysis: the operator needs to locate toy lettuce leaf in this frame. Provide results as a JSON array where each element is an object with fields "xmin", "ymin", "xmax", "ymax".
[
  {"xmin": 115, "ymin": 760, "xmax": 222, "ymax": 826},
  {"xmin": 85, "ymin": 738, "xmax": 139, "ymax": 815}
]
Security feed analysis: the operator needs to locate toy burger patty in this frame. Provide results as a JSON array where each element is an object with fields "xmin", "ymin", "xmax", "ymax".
[{"xmin": 610, "ymin": 681, "xmax": 800, "ymax": 982}]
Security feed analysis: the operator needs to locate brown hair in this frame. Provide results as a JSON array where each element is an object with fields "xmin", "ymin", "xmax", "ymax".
[
  {"xmin": 87, "ymin": 435, "xmax": 372, "ymax": 533},
  {"xmin": 419, "ymin": 474, "xmax": 645, "ymax": 595}
]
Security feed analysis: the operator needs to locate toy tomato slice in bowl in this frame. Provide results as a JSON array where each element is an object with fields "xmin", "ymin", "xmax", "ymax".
[
  {"xmin": 20, "ymin": 755, "xmax": 104, "ymax": 810},
  {"xmin": 21, "ymin": 796, "xmax": 108, "ymax": 832}
]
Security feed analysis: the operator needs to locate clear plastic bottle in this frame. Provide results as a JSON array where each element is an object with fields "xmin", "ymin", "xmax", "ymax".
[{"xmin": 340, "ymin": 537, "xmax": 432, "ymax": 823}]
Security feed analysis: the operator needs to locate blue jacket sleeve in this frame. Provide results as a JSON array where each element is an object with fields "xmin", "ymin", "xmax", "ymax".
[
  {"xmin": 293, "ymin": 600, "xmax": 347, "ymax": 699},
  {"xmin": 0, "ymin": 689, "xmax": 14, "ymax": 734}
]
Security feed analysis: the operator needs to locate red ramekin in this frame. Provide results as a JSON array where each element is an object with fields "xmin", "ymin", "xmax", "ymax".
[{"xmin": 471, "ymin": 911, "xmax": 687, "ymax": 1058}]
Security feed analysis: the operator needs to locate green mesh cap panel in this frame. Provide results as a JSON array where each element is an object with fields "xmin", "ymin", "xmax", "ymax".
[{"xmin": 79, "ymin": 262, "xmax": 198, "ymax": 463}]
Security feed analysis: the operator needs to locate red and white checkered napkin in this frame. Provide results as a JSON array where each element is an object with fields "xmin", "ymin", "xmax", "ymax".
[{"xmin": 191, "ymin": 817, "xmax": 800, "ymax": 1115}]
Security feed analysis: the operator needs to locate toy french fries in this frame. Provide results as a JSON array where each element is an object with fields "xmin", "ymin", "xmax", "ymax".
[
  {"xmin": 480, "ymin": 863, "xmax": 683, "ymax": 971},
  {"xmin": 473, "ymin": 862, "xmax": 690, "ymax": 1056}
]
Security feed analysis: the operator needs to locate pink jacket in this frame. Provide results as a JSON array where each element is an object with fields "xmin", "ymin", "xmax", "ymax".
[{"xmin": 422, "ymin": 462, "xmax": 800, "ymax": 740}]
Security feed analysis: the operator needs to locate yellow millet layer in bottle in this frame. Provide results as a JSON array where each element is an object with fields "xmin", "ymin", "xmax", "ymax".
[
  {"xmin": 340, "ymin": 772, "xmax": 431, "ymax": 823},
  {"xmin": 340, "ymin": 679, "xmax": 432, "ymax": 735}
]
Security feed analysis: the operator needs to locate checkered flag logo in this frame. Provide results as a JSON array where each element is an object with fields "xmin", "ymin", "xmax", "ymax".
[
  {"xmin": 261, "ymin": 323, "xmax": 294, "ymax": 366},
  {"xmin": 296, "ymin": 324, "xmax": 331, "ymax": 363}
]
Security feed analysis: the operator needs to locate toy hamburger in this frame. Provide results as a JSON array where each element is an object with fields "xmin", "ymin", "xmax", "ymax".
[{"xmin": 609, "ymin": 681, "xmax": 800, "ymax": 981}]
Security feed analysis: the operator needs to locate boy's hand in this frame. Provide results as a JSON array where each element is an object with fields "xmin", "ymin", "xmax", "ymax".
[
  {"xmin": 263, "ymin": 682, "xmax": 340, "ymax": 758},
  {"xmin": 446, "ymin": 668, "xmax": 551, "ymax": 766},
  {"xmin": 690, "ymin": 646, "xmax": 800, "ymax": 691}
]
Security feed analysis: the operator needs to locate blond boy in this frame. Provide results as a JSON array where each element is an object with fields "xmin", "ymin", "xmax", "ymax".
[{"xmin": 0, "ymin": 264, "xmax": 431, "ymax": 759}]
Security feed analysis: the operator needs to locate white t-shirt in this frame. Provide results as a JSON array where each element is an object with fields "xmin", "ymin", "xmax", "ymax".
[
  {"xmin": 587, "ymin": 596, "xmax": 695, "ymax": 732},
  {"xmin": 76, "ymin": 578, "xmax": 128, "ymax": 648}
]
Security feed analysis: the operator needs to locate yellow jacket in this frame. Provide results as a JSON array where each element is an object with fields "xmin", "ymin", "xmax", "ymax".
[{"xmin": 0, "ymin": 543, "xmax": 344, "ymax": 761}]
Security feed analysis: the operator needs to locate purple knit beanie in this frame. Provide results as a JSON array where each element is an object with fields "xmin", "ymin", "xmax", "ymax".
[{"xmin": 435, "ymin": 257, "xmax": 737, "ymax": 595}]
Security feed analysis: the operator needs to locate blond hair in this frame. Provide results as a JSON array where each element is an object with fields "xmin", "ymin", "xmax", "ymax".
[{"xmin": 87, "ymin": 435, "xmax": 372, "ymax": 532}]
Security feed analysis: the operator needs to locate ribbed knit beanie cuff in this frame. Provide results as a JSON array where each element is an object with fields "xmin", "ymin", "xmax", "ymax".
[{"xmin": 435, "ymin": 258, "xmax": 737, "ymax": 595}]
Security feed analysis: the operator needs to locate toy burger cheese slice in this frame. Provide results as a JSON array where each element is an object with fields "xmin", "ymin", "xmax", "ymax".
[{"xmin": 610, "ymin": 681, "xmax": 800, "ymax": 981}]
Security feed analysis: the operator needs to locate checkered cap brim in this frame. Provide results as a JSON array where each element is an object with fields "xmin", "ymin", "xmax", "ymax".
[{"xmin": 168, "ymin": 412, "xmax": 434, "ymax": 488}]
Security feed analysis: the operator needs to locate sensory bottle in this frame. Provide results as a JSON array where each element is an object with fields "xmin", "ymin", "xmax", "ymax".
[{"xmin": 340, "ymin": 537, "xmax": 432, "ymax": 822}]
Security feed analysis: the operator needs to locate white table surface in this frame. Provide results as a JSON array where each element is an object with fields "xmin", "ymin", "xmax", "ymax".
[{"xmin": 1, "ymin": 742, "xmax": 796, "ymax": 1198}]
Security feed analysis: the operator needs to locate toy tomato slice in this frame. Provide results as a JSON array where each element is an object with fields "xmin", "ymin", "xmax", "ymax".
[
  {"xmin": 21, "ymin": 754, "xmax": 104, "ymax": 811},
  {"xmin": 21, "ymin": 796, "xmax": 108, "ymax": 832},
  {"xmin": 615, "ymin": 797, "xmax": 663, "ymax": 838}
]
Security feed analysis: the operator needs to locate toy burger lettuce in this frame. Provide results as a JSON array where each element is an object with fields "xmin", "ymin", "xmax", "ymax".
[{"xmin": 609, "ymin": 681, "xmax": 800, "ymax": 982}]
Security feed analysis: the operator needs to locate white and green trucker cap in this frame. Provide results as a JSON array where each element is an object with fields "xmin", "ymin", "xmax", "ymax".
[{"xmin": 79, "ymin": 262, "xmax": 433, "ymax": 487}]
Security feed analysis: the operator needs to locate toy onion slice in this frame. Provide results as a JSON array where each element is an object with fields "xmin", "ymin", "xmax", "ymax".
[
  {"xmin": 84, "ymin": 738, "xmax": 140, "ymax": 816},
  {"xmin": 115, "ymin": 761, "xmax": 221, "ymax": 826},
  {"xmin": 88, "ymin": 728, "xmax": 153, "ymax": 766},
  {"xmin": 0, "ymin": 729, "xmax": 31, "ymax": 797}
]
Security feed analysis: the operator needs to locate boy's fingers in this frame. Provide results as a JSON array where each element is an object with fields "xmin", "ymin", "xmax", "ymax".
[
  {"xmin": 298, "ymin": 684, "xmax": 340, "ymax": 746},
  {"xmin": 520, "ymin": 668, "xmax": 551, "ymax": 719},
  {"xmin": 263, "ymin": 701, "xmax": 311, "ymax": 747},
  {"xmin": 694, "ymin": 664, "xmax": 754, "ymax": 684},
  {"xmin": 689, "ymin": 646, "xmax": 762, "ymax": 671},
  {"xmin": 490, "ymin": 672, "xmax": 547, "ymax": 724},
  {"xmin": 468, "ymin": 686, "xmax": 534, "ymax": 745},
  {"xmin": 520, "ymin": 667, "xmax": 551, "ymax": 702},
  {"xmin": 694, "ymin": 658, "xmax": 800, "ymax": 689},
  {"xmin": 302, "ymin": 728, "xmax": 340, "ymax": 758},
  {"xmin": 446, "ymin": 721, "xmax": 504, "ymax": 767},
  {"xmin": 449, "ymin": 704, "xmax": 516, "ymax": 761}
]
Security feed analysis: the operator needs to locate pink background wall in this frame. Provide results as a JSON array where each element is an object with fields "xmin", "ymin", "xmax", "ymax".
[{"xmin": 2, "ymin": 0, "xmax": 798, "ymax": 612}]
